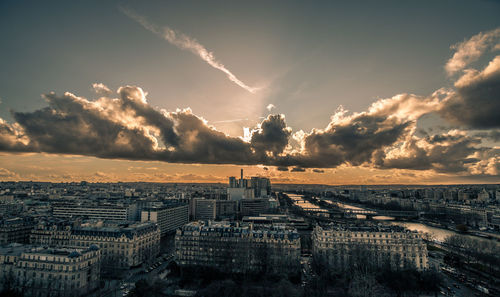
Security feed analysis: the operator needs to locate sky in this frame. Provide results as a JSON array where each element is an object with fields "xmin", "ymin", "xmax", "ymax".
[{"xmin": 0, "ymin": 0, "xmax": 499, "ymax": 185}]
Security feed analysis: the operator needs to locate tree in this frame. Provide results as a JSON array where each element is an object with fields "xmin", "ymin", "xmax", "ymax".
[
  {"xmin": 348, "ymin": 271, "xmax": 388, "ymax": 297},
  {"xmin": 456, "ymin": 224, "xmax": 468, "ymax": 233}
]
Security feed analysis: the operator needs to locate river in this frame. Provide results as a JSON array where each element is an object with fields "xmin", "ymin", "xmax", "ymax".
[{"xmin": 316, "ymin": 195, "xmax": 498, "ymax": 243}]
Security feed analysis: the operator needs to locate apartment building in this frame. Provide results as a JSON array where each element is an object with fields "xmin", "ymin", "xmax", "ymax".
[
  {"xmin": 30, "ymin": 220, "xmax": 160, "ymax": 271},
  {"xmin": 312, "ymin": 225, "xmax": 428, "ymax": 272},
  {"xmin": 0, "ymin": 217, "xmax": 35, "ymax": 245},
  {"xmin": 0, "ymin": 244, "xmax": 100, "ymax": 297},
  {"xmin": 175, "ymin": 221, "xmax": 300, "ymax": 275}
]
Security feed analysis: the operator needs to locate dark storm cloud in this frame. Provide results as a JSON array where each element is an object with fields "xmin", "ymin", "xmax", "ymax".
[
  {"xmin": 250, "ymin": 114, "xmax": 291, "ymax": 157},
  {"xmin": 117, "ymin": 86, "xmax": 181, "ymax": 147},
  {"xmin": 0, "ymin": 83, "xmax": 497, "ymax": 176},
  {"xmin": 440, "ymin": 56, "xmax": 500, "ymax": 129},
  {"xmin": 0, "ymin": 120, "xmax": 31, "ymax": 152},
  {"xmin": 299, "ymin": 115, "xmax": 411, "ymax": 167},
  {"xmin": 164, "ymin": 110, "xmax": 254, "ymax": 164},
  {"xmin": 0, "ymin": 87, "xmax": 257, "ymax": 165},
  {"xmin": 12, "ymin": 92, "xmax": 158, "ymax": 160},
  {"xmin": 374, "ymin": 131, "xmax": 485, "ymax": 173}
]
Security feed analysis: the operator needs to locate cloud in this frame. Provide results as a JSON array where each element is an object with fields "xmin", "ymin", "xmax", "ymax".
[
  {"xmin": 250, "ymin": 114, "xmax": 292, "ymax": 158},
  {"xmin": 92, "ymin": 83, "xmax": 113, "ymax": 97},
  {"xmin": 475, "ymin": 130, "xmax": 500, "ymax": 142},
  {"xmin": 373, "ymin": 130, "xmax": 485, "ymax": 173},
  {"xmin": 2, "ymin": 27, "xmax": 500, "ymax": 177},
  {"xmin": 445, "ymin": 27, "xmax": 500, "ymax": 75},
  {"xmin": 440, "ymin": 55, "xmax": 500, "ymax": 128},
  {"xmin": 312, "ymin": 169, "xmax": 324, "ymax": 173},
  {"xmin": 281, "ymin": 93, "xmax": 441, "ymax": 168},
  {"xmin": 0, "ymin": 168, "xmax": 19, "ymax": 179},
  {"xmin": 266, "ymin": 104, "xmax": 276, "ymax": 111},
  {"xmin": 120, "ymin": 7, "xmax": 259, "ymax": 94},
  {"xmin": 0, "ymin": 81, "xmax": 496, "ymax": 177},
  {"xmin": 212, "ymin": 118, "xmax": 249, "ymax": 124}
]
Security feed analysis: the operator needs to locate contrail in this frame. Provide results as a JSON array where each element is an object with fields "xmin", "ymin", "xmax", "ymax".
[
  {"xmin": 212, "ymin": 118, "xmax": 249, "ymax": 123},
  {"xmin": 120, "ymin": 7, "xmax": 259, "ymax": 93}
]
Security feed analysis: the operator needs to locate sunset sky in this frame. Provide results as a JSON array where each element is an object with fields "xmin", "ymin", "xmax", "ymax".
[{"xmin": 1, "ymin": 0, "xmax": 499, "ymax": 184}]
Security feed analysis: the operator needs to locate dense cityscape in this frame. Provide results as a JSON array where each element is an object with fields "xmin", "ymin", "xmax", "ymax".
[
  {"xmin": 1, "ymin": 1, "xmax": 500, "ymax": 296},
  {"xmin": 0, "ymin": 172, "xmax": 499, "ymax": 296}
]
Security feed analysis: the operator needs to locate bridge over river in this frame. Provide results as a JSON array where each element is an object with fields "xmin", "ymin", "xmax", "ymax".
[{"xmin": 301, "ymin": 207, "xmax": 419, "ymax": 219}]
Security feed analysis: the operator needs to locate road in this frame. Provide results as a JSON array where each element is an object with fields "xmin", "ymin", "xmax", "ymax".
[{"xmin": 101, "ymin": 253, "xmax": 175, "ymax": 297}]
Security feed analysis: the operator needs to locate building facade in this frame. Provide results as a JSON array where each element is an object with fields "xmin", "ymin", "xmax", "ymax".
[
  {"xmin": 0, "ymin": 244, "xmax": 100, "ymax": 297},
  {"xmin": 0, "ymin": 217, "xmax": 35, "ymax": 245},
  {"xmin": 175, "ymin": 221, "xmax": 301, "ymax": 275},
  {"xmin": 30, "ymin": 220, "xmax": 160, "ymax": 271},
  {"xmin": 193, "ymin": 199, "xmax": 217, "ymax": 220},
  {"xmin": 141, "ymin": 203, "xmax": 189, "ymax": 236},
  {"xmin": 52, "ymin": 202, "xmax": 137, "ymax": 221},
  {"xmin": 312, "ymin": 225, "xmax": 428, "ymax": 273}
]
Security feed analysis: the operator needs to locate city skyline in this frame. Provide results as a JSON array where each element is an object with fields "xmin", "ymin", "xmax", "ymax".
[{"xmin": 1, "ymin": 0, "xmax": 499, "ymax": 185}]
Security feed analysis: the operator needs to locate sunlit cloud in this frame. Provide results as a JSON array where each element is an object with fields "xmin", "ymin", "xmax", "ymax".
[
  {"xmin": 445, "ymin": 27, "xmax": 500, "ymax": 75},
  {"xmin": 266, "ymin": 104, "xmax": 276, "ymax": 111}
]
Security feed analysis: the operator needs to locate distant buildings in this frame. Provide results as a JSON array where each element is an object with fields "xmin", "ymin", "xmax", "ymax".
[
  {"xmin": 192, "ymin": 198, "xmax": 217, "ymax": 220},
  {"xmin": 52, "ymin": 202, "xmax": 138, "ymax": 221},
  {"xmin": 240, "ymin": 198, "xmax": 271, "ymax": 216},
  {"xmin": 175, "ymin": 221, "xmax": 301, "ymax": 275},
  {"xmin": 0, "ymin": 244, "xmax": 101, "ymax": 297},
  {"xmin": 227, "ymin": 170, "xmax": 271, "ymax": 201},
  {"xmin": 312, "ymin": 225, "xmax": 428, "ymax": 273},
  {"xmin": 140, "ymin": 203, "xmax": 189, "ymax": 236}
]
